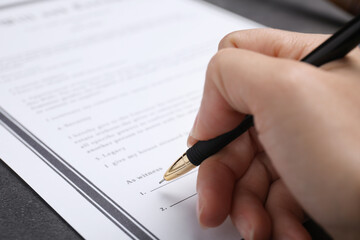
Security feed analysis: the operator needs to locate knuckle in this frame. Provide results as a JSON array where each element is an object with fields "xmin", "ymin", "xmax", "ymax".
[
  {"xmin": 280, "ymin": 63, "xmax": 302, "ymax": 81},
  {"xmin": 279, "ymin": 62, "xmax": 306, "ymax": 84},
  {"xmin": 218, "ymin": 31, "xmax": 238, "ymax": 50},
  {"xmin": 206, "ymin": 48, "xmax": 238, "ymax": 88},
  {"xmin": 218, "ymin": 28, "xmax": 279, "ymax": 50},
  {"xmin": 277, "ymin": 62, "xmax": 318, "ymax": 94},
  {"xmin": 207, "ymin": 48, "xmax": 233, "ymax": 76},
  {"xmin": 218, "ymin": 29, "xmax": 254, "ymax": 50}
]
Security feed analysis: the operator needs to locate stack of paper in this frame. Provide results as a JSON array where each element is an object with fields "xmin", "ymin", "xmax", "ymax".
[{"xmin": 0, "ymin": 0, "xmax": 260, "ymax": 239}]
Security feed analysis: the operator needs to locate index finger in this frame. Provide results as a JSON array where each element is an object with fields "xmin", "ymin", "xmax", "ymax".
[
  {"xmin": 188, "ymin": 29, "xmax": 328, "ymax": 145},
  {"xmin": 219, "ymin": 28, "xmax": 328, "ymax": 60}
]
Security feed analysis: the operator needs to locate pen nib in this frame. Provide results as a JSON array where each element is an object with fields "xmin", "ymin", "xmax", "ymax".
[{"xmin": 159, "ymin": 179, "xmax": 165, "ymax": 184}]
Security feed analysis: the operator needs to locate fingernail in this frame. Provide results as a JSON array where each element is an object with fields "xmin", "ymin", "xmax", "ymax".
[
  {"xmin": 196, "ymin": 194, "xmax": 208, "ymax": 229},
  {"xmin": 237, "ymin": 217, "xmax": 253, "ymax": 240},
  {"xmin": 187, "ymin": 135, "xmax": 197, "ymax": 148},
  {"xmin": 187, "ymin": 114, "xmax": 199, "ymax": 147}
]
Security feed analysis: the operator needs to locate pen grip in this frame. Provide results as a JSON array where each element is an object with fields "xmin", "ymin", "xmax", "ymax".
[{"xmin": 186, "ymin": 115, "xmax": 254, "ymax": 166}]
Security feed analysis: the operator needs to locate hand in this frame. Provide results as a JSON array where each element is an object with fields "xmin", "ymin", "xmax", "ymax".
[{"xmin": 188, "ymin": 29, "xmax": 360, "ymax": 239}]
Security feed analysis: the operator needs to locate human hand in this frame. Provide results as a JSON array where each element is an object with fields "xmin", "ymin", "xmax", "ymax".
[{"xmin": 188, "ymin": 29, "xmax": 360, "ymax": 239}]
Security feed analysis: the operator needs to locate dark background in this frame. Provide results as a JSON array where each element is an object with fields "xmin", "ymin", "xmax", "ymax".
[{"xmin": 0, "ymin": 0, "xmax": 351, "ymax": 239}]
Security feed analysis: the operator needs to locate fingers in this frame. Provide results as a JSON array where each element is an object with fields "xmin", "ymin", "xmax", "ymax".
[
  {"xmin": 196, "ymin": 132, "xmax": 256, "ymax": 227},
  {"xmin": 188, "ymin": 29, "xmax": 328, "ymax": 146},
  {"xmin": 196, "ymin": 157, "xmax": 234, "ymax": 228},
  {"xmin": 188, "ymin": 46, "xmax": 321, "ymax": 144},
  {"xmin": 195, "ymin": 36, "xmax": 360, "ymax": 237},
  {"xmin": 230, "ymin": 153, "xmax": 277, "ymax": 239},
  {"xmin": 266, "ymin": 180, "xmax": 311, "ymax": 240},
  {"xmin": 218, "ymin": 28, "xmax": 328, "ymax": 60}
]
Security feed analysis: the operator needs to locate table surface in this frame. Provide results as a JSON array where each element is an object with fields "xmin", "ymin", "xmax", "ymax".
[{"xmin": 0, "ymin": 0, "xmax": 351, "ymax": 239}]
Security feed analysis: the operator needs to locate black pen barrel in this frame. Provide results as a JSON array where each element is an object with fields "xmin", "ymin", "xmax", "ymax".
[
  {"xmin": 186, "ymin": 115, "xmax": 254, "ymax": 166},
  {"xmin": 302, "ymin": 14, "xmax": 360, "ymax": 66}
]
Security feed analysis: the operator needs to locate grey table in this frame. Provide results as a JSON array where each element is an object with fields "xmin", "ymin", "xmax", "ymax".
[{"xmin": 0, "ymin": 0, "xmax": 351, "ymax": 239}]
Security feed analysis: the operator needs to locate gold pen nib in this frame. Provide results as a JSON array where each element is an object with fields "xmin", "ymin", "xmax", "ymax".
[{"xmin": 162, "ymin": 153, "xmax": 196, "ymax": 182}]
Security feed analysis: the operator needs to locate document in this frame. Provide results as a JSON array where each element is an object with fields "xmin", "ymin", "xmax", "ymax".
[{"xmin": 0, "ymin": 0, "xmax": 260, "ymax": 239}]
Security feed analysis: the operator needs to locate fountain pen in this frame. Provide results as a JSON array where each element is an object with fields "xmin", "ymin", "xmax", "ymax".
[{"xmin": 160, "ymin": 13, "xmax": 360, "ymax": 183}]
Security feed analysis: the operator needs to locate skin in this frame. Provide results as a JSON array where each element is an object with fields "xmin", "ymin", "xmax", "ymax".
[{"xmin": 188, "ymin": 29, "xmax": 360, "ymax": 239}]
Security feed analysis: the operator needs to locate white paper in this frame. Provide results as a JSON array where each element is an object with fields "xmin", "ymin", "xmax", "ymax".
[{"xmin": 0, "ymin": 0, "xmax": 261, "ymax": 239}]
